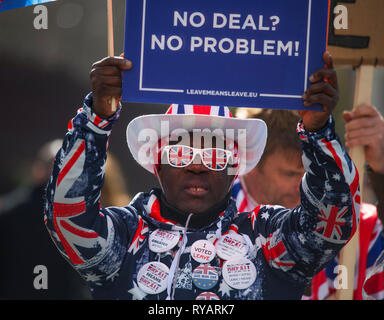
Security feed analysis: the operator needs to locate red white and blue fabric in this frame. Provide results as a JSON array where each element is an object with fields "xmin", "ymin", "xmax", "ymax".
[
  {"xmin": 232, "ymin": 178, "xmax": 256, "ymax": 213},
  {"xmin": 196, "ymin": 292, "xmax": 220, "ymax": 300},
  {"xmin": 127, "ymin": 216, "xmax": 148, "ymax": 255},
  {"xmin": 68, "ymin": 106, "xmax": 114, "ymax": 136},
  {"xmin": 296, "ymin": 120, "xmax": 360, "ymax": 246},
  {"xmin": 166, "ymin": 104, "xmax": 233, "ymax": 118},
  {"xmin": 310, "ymin": 203, "xmax": 384, "ymax": 300},
  {"xmin": 51, "ymin": 139, "xmax": 95, "ymax": 265},
  {"xmin": 315, "ymin": 205, "xmax": 349, "ymax": 243},
  {"xmin": 261, "ymin": 233, "xmax": 296, "ymax": 272},
  {"xmin": 44, "ymin": 94, "xmax": 359, "ymax": 299}
]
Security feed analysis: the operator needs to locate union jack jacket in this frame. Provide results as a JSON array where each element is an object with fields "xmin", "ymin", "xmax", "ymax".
[{"xmin": 44, "ymin": 93, "xmax": 359, "ymax": 300}]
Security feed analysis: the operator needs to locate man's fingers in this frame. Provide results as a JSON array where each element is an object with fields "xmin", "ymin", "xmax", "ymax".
[
  {"xmin": 92, "ymin": 75, "xmax": 122, "ymax": 88},
  {"xmin": 345, "ymin": 126, "xmax": 381, "ymax": 140},
  {"xmin": 92, "ymin": 56, "xmax": 132, "ymax": 70},
  {"xmin": 307, "ymin": 52, "xmax": 336, "ymax": 87},
  {"xmin": 323, "ymin": 51, "xmax": 334, "ymax": 69},
  {"xmin": 90, "ymin": 56, "xmax": 132, "ymax": 119},
  {"xmin": 302, "ymin": 93, "xmax": 334, "ymax": 111},
  {"xmin": 351, "ymin": 104, "xmax": 381, "ymax": 119},
  {"xmin": 342, "ymin": 111, "xmax": 353, "ymax": 123},
  {"xmin": 304, "ymin": 82, "xmax": 338, "ymax": 98},
  {"xmin": 309, "ymin": 68, "xmax": 338, "ymax": 89},
  {"xmin": 91, "ymin": 65, "xmax": 124, "ymax": 77},
  {"xmin": 345, "ymin": 134, "xmax": 378, "ymax": 148},
  {"xmin": 90, "ymin": 56, "xmax": 131, "ymax": 90},
  {"xmin": 345, "ymin": 116, "xmax": 379, "ymax": 131}
]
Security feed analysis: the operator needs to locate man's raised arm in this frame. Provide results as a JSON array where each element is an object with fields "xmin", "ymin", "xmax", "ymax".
[
  {"xmin": 44, "ymin": 57, "xmax": 133, "ymax": 286},
  {"xmin": 253, "ymin": 53, "xmax": 359, "ymax": 284}
]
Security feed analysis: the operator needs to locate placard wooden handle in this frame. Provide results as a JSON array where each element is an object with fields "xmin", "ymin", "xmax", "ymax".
[
  {"xmin": 335, "ymin": 65, "xmax": 374, "ymax": 300},
  {"xmin": 107, "ymin": 0, "xmax": 117, "ymax": 112}
]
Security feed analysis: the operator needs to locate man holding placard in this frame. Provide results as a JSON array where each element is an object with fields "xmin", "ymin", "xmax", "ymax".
[{"xmin": 43, "ymin": 49, "xmax": 361, "ymax": 299}]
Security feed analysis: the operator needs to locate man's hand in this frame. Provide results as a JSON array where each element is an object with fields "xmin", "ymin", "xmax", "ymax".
[
  {"xmin": 343, "ymin": 104, "xmax": 384, "ymax": 174},
  {"xmin": 90, "ymin": 56, "xmax": 132, "ymax": 119},
  {"xmin": 300, "ymin": 52, "xmax": 339, "ymax": 132}
]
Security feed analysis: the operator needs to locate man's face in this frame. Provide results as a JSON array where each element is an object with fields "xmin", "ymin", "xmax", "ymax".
[
  {"xmin": 157, "ymin": 133, "xmax": 236, "ymax": 214},
  {"xmin": 244, "ymin": 149, "xmax": 305, "ymax": 208}
]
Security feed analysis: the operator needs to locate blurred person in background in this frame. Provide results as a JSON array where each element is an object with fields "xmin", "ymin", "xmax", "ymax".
[
  {"xmin": 0, "ymin": 140, "xmax": 132, "ymax": 299},
  {"xmin": 0, "ymin": 139, "xmax": 91, "ymax": 299},
  {"xmin": 232, "ymin": 108, "xmax": 304, "ymax": 211},
  {"xmin": 343, "ymin": 105, "xmax": 384, "ymax": 224}
]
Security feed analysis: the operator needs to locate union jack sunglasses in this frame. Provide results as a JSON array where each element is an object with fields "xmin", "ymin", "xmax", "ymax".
[{"xmin": 161, "ymin": 145, "xmax": 238, "ymax": 171}]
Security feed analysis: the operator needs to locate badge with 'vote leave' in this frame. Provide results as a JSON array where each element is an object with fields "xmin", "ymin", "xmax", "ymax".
[{"xmin": 191, "ymin": 239, "xmax": 216, "ymax": 263}]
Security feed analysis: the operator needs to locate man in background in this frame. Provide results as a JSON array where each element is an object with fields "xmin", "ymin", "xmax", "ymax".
[{"xmin": 232, "ymin": 108, "xmax": 304, "ymax": 211}]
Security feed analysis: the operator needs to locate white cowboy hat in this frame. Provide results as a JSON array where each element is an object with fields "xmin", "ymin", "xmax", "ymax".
[{"xmin": 126, "ymin": 104, "xmax": 267, "ymax": 176}]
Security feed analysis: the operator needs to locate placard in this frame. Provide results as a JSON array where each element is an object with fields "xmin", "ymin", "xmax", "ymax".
[{"xmin": 123, "ymin": 0, "xmax": 330, "ymax": 110}]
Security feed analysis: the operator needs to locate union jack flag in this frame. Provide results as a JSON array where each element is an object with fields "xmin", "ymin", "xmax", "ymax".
[
  {"xmin": 310, "ymin": 204, "xmax": 384, "ymax": 300},
  {"xmin": 193, "ymin": 264, "xmax": 217, "ymax": 277},
  {"xmin": 248, "ymin": 205, "xmax": 261, "ymax": 230},
  {"xmin": 168, "ymin": 146, "xmax": 192, "ymax": 166},
  {"xmin": 261, "ymin": 236, "xmax": 296, "ymax": 272},
  {"xmin": 232, "ymin": 178, "xmax": 254, "ymax": 213},
  {"xmin": 203, "ymin": 148, "xmax": 228, "ymax": 170},
  {"xmin": 52, "ymin": 139, "xmax": 105, "ymax": 265},
  {"xmin": 192, "ymin": 264, "xmax": 218, "ymax": 289},
  {"xmin": 315, "ymin": 205, "xmax": 348, "ymax": 243},
  {"xmin": 166, "ymin": 104, "xmax": 232, "ymax": 117},
  {"xmin": 196, "ymin": 292, "xmax": 220, "ymax": 300},
  {"xmin": 319, "ymin": 137, "xmax": 360, "ymax": 240},
  {"xmin": 128, "ymin": 216, "xmax": 148, "ymax": 254}
]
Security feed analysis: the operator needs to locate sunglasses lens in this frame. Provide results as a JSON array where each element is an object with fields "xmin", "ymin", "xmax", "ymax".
[
  {"xmin": 168, "ymin": 145, "xmax": 193, "ymax": 167},
  {"xmin": 165, "ymin": 146, "xmax": 231, "ymax": 171},
  {"xmin": 202, "ymin": 149, "xmax": 228, "ymax": 170}
]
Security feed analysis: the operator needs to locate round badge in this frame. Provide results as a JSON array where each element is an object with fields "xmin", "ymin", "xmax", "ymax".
[
  {"xmin": 192, "ymin": 264, "xmax": 219, "ymax": 290},
  {"xmin": 148, "ymin": 229, "xmax": 180, "ymax": 253},
  {"xmin": 137, "ymin": 261, "xmax": 170, "ymax": 295},
  {"xmin": 191, "ymin": 239, "xmax": 216, "ymax": 264},
  {"xmin": 196, "ymin": 292, "xmax": 220, "ymax": 300},
  {"xmin": 215, "ymin": 233, "xmax": 248, "ymax": 260},
  {"xmin": 222, "ymin": 257, "xmax": 257, "ymax": 290}
]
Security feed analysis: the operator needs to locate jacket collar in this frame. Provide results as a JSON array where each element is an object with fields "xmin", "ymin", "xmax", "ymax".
[{"xmin": 132, "ymin": 188, "xmax": 237, "ymax": 233}]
